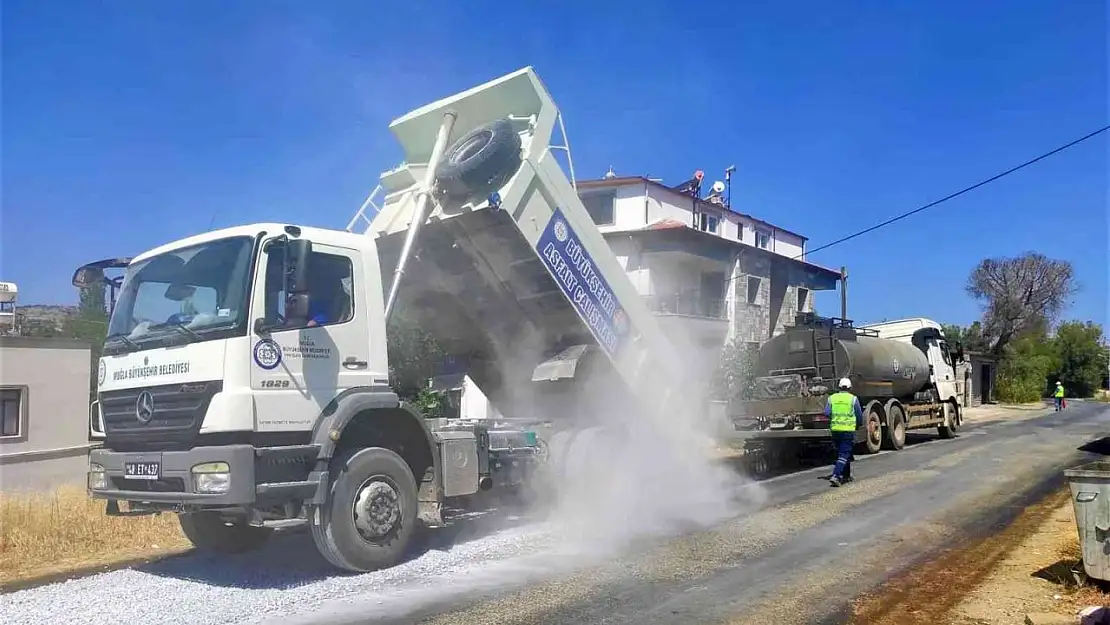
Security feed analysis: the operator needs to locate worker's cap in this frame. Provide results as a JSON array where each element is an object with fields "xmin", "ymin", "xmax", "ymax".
[{"xmin": 838, "ymin": 377, "xmax": 852, "ymax": 389}]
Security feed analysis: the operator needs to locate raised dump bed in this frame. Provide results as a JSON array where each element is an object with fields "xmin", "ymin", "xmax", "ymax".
[{"xmin": 364, "ymin": 67, "xmax": 687, "ymax": 424}]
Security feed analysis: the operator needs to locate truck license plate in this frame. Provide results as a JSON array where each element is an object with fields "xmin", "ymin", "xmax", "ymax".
[{"xmin": 124, "ymin": 462, "xmax": 161, "ymax": 480}]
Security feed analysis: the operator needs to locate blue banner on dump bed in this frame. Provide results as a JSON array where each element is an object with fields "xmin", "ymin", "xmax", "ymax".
[{"xmin": 537, "ymin": 207, "xmax": 631, "ymax": 358}]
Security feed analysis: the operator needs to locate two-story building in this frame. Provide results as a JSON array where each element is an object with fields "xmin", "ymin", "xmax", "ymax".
[{"xmin": 575, "ymin": 173, "xmax": 842, "ymax": 376}]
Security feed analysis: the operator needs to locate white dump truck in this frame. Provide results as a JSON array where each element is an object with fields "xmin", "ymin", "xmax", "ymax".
[{"xmin": 78, "ymin": 67, "xmax": 689, "ymax": 572}]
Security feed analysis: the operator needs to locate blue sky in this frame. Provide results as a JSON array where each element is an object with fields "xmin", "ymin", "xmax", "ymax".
[{"xmin": 3, "ymin": 0, "xmax": 1107, "ymax": 328}]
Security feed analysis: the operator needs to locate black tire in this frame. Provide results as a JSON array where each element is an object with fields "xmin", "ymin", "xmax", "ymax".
[
  {"xmin": 861, "ymin": 403, "xmax": 884, "ymax": 454},
  {"xmin": 436, "ymin": 118, "xmax": 523, "ymax": 200},
  {"xmin": 884, "ymin": 403, "xmax": 907, "ymax": 451},
  {"xmin": 179, "ymin": 511, "xmax": 272, "ymax": 554},
  {"xmin": 310, "ymin": 447, "xmax": 419, "ymax": 573},
  {"xmin": 938, "ymin": 401, "xmax": 960, "ymax": 439}
]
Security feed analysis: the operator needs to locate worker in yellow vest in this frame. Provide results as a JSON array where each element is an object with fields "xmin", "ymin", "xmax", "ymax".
[
  {"xmin": 825, "ymin": 378, "xmax": 865, "ymax": 487},
  {"xmin": 1054, "ymin": 381, "xmax": 1066, "ymax": 411}
]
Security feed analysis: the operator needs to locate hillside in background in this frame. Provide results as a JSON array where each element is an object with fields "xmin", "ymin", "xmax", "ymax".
[{"xmin": 15, "ymin": 304, "xmax": 79, "ymax": 336}]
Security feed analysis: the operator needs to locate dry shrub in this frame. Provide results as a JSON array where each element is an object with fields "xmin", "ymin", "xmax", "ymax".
[{"xmin": 0, "ymin": 485, "xmax": 189, "ymax": 583}]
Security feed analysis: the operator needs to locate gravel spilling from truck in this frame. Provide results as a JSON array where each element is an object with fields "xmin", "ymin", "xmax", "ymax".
[{"xmin": 1, "ymin": 520, "xmax": 553, "ymax": 625}]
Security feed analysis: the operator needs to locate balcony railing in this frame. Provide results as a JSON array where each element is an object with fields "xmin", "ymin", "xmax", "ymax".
[{"xmin": 643, "ymin": 293, "xmax": 728, "ymax": 319}]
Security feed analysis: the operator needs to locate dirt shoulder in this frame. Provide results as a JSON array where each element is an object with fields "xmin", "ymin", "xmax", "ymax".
[{"xmin": 850, "ymin": 486, "xmax": 1110, "ymax": 624}]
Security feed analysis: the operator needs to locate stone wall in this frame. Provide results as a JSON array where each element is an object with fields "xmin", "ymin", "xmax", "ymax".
[
  {"xmin": 732, "ymin": 253, "xmax": 771, "ymax": 343},
  {"xmin": 730, "ymin": 253, "xmax": 814, "ymax": 344}
]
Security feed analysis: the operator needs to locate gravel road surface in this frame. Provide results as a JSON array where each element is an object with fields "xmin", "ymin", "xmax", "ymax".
[{"xmin": 4, "ymin": 402, "xmax": 1106, "ymax": 625}]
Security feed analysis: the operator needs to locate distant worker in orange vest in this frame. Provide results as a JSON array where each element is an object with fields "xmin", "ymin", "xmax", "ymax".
[{"xmin": 825, "ymin": 378, "xmax": 865, "ymax": 487}]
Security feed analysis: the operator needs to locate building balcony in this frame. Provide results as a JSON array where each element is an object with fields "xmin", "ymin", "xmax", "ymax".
[{"xmin": 643, "ymin": 293, "xmax": 727, "ymax": 320}]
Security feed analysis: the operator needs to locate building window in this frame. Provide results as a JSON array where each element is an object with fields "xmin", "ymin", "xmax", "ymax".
[
  {"xmin": 746, "ymin": 276, "xmax": 761, "ymax": 304},
  {"xmin": 755, "ymin": 229, "xmax": 771, "ymax": 250},
  {"xmin": 580, "ymin": 193, "xmax": 615, "ymax": 225},
  {"xmin": 797, "ymin": 288, "xmax": 810, "ymax": 312},
  {"xmin": 1, "ymin": 388, "xmax": 24, "ymax": 438},
  {"xmin": 697, "ymin": 212, "xmax": 720, "ymax": 234}
]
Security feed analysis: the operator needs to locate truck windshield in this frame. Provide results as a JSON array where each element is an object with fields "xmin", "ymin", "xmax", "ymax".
[{"xmin": 105, "ymin": 236, "xmax": 255, "ymax": 351}]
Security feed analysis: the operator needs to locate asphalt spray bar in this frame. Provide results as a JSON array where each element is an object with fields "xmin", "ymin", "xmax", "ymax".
[{"xmin": 368, "ymin": 67, "xmax": 762, "ymax": 550}]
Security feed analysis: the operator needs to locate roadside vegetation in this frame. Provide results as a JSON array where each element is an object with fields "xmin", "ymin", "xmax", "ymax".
[
  {"xmin": 943, "ymin": 252, "xmax": 1107, "ymax": 404},
  {"xmin": 0, "ymin": 485, "xmax": 189, "ymax": 586}
]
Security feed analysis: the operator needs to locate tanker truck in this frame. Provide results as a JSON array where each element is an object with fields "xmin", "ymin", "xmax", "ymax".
[
  {"xmin": 79, "ymin": 66, "xmax": 693, "ymax": 573},
  {"xmin": 727, "ymin": 313, "xmax": 966, "ymax": 475}
]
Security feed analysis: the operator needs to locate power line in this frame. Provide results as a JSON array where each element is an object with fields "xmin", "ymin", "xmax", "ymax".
[
  {"xmin": 797, "ymin": 124, "xmax": 1110, "ymax": 259},
  {"xmin": 700, "ymin": 124, "xmax": 1110, "ymax": 297}
]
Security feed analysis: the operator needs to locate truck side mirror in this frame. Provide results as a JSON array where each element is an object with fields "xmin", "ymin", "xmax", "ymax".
[{"xmin": 286, "ymin": 238, "xmax": 312, "ymax": 294}]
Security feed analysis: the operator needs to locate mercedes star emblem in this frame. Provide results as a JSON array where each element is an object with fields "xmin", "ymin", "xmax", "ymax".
[{"xmin": 135, "ymin": 391, "xmax": 155, "ymax": 423}]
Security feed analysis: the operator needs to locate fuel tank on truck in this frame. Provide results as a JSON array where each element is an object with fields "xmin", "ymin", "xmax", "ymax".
[{"xmin": 756, "ymin": 326, "xmax": 932, "ymax": 398}]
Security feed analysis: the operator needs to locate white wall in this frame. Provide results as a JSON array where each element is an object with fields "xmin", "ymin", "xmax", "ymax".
[{"xmin": 461, "ymin": 376, "xmax": 501, "ymax": 420}]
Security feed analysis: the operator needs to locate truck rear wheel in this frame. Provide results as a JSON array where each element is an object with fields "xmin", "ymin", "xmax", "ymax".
[
  {"xmin": 862, "ymin": 403, "xmax": 884, "ymax": 454},
  {"xmin": 311, "ymin": 447, "xmax": 418, "ymax": 573},
  {"xmin": 179, "ymin": 511, "xmax": 272, "ymax": 554},
  {"xmin": 883, "ymin": 403, "xmax": 907, "ymax": 451}
]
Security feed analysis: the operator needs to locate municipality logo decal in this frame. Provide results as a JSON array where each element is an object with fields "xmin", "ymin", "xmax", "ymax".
[
  {"xmin": 97, "ymin": 360, "xmax": 106, "ymax": 386},
  {"xmin": 553, "ymin": 219, "xmax": 569, "ymax": 243},
  {"xmin": 253, "ymin": 339, "xmax": 282, "ymax": 370}
]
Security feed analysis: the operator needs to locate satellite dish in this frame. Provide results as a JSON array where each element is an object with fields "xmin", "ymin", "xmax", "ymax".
[{"xmin": 711, "ymin": 181, "xmax": 726, "ymax": 194}]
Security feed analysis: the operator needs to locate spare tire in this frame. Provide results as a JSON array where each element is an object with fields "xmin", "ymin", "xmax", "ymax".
[{"xmin": 436, "ymin": 118, "xmax": 523, "ymax": 200}]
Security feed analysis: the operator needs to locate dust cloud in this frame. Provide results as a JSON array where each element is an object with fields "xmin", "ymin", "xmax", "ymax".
[{"xmin": 497, "ymin": 333, "xmax": 768, "ymax": 562}]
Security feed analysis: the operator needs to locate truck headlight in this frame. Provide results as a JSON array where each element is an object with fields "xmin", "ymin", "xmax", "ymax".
[
  {"xmin": 191, "ymin": 462, "xmax": 231, "ymax": 494},
  {"xmin": 88, "ymin": 463, "xmax": 107, "ymax": 490}
]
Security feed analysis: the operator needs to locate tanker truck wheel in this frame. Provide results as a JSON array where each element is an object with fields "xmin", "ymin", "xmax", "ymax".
[
  {"xmin": 883, "ymin": 403, "xmax": 907, "ymax": 451},
  {"xmin": 436, "ymin": 118, "xmax": 523, "ymax": 200},
  {"xmin": 938, "ymin": 401, "xmax": 961, "ymax": 439},
  {"xmin": 861, "ymin": 403, "xmax": 884, "ymax": 454},
  {"xmin": 310, "ymin": 447, "xmax": 418, "ymax": 573}
]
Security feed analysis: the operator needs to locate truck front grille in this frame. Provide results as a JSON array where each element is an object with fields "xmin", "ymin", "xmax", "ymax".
[
  {"xmin": 100, "ymin": 381, "xmax": 222, "ymax": 451},
  {"xmin": 111, "ymin": 477, "xmax": 187, "ymax": 492}
]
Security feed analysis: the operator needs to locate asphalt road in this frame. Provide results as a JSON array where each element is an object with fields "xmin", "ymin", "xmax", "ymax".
[{"xmin": 313, "ymin": 401, "xmax": 1110, "ymax": 625}]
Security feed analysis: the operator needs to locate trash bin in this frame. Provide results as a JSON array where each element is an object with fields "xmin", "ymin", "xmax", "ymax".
[{"xmin": 1063, "ymin": 460, "xmax": 1110, "ymax": 582}]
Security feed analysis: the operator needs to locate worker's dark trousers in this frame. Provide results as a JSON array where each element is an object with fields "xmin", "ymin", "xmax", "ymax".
[
  {"xmin": 1055, "ymin": 397, "xmax": 1064, "ymax": 411},
  {"xmin": 831, "ymin": 431, "xmax": 855, "ymax": 479}
]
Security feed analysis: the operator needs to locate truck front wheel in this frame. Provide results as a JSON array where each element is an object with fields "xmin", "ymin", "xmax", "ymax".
[
  {"xmin": 179, "ymin": 511, "xmax": 272, "ymax": 554},
  {"xmin": 938, "ymin": 401, "xmax": 961, "ymax": 439},
  {"xmin": 311, "ymin": 447, "xmax": 418, "ymax": 573}
]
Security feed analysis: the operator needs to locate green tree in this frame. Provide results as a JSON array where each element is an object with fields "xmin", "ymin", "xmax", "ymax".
[
  {"xmin": 966, "ymin": 252, "xmax": 1077, "ymax": 356},
  {"xmin": 1049, "ymin": 321, "xmax": 1106, "ymax": 398},
  {"xmin": 711, "ymin": 338, "xmax": 760, "ymax": 404},
  {"xmin": 386, "ymin": 316, "xmax": 445, "ymax": 400},
  {"xmin": 63, "ymin": 284, "xmax": 110, "ymax": 399},
  {"xmin": 994, "ymin": 328, "xmax": 1058, "ymax": 403}
]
